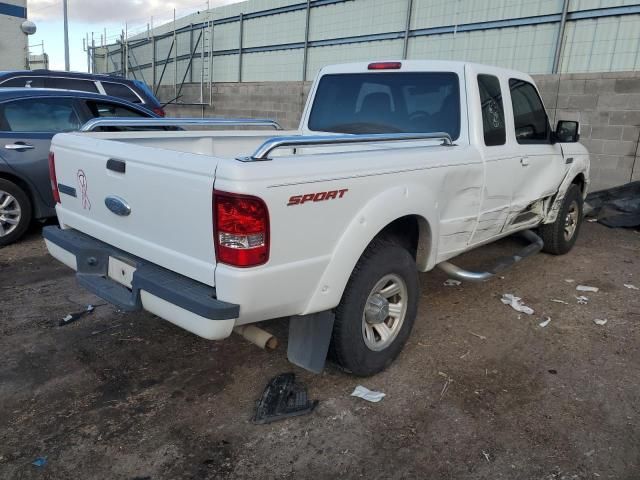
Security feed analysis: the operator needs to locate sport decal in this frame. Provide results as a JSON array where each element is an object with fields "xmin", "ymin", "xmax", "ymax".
[{"xmin": 287, "ymin": 189, "xmax": 348, "ymax": 206}]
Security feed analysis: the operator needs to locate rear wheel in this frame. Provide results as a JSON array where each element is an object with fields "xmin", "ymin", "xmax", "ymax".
[
  {"xmin": 539, "ymin": 184, "xmax": 583, "ymax": 255},
  {"xmin": 330, "ymin": 237, "xmax": 419, "ymax": 376},
  {"xmin": 0, "ymin": 179, "xmax": 32, "ymax": 247}
]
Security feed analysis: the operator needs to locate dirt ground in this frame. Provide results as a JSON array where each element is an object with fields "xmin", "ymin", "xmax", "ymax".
[{"xmin": 1, "ymin": 222, "xmax": 639, "ymax": 480}]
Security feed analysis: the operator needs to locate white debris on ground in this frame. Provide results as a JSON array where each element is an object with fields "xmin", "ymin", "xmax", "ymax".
[
  {"xmin": 351, "ymin": 386, "xmax": 386, "ymax": 403},
  {"xmin": 539, "ymin": 316, "xmax": 551, "ymax": 328},
  {"xmin": 501, "ymin": 294, "xmax": 534, "ymax": 315},
  {"xmin": 565, "ymin": 279, "xmax": 575, "ymax": 283},
  {"xmin": 624, "ymin": 283, "xmax": 639, "ymax": 290},
  {"xmin": 551, "ymin": 299, "xmax": 569, "ymax": 305},
  {"xmin": 577, "ymin": 285, "xmax": 599, "ymax": 293},
  {"xmin": 593, "ymin": 318, "xmax": 608, "ymax": 326},
  {"xmin": 576, "ymin": 295, "xmax": 589, "ymax": 305},
  {"xmin": 443, "ymin": 279, "xmax": 462, "ymax": 287}
]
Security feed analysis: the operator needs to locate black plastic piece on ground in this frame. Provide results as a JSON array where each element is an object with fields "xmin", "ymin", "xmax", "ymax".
[
  {"xmin": 252, "ymin": 373, "xmax": 318, "ymax": 424},
  {"xmin": 586, "ymin": 181, "xmax": 640, "ymax": 229}
]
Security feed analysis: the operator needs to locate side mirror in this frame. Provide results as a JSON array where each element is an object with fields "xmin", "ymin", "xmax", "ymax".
[{"xmin": 555, "ymin": 120, "xmax": 580, "ymax": 143}]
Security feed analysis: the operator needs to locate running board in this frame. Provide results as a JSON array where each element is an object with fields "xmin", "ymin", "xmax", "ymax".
[{"xmin": 438, "ymin": 230, "xmax": 544, "ymax": 283}]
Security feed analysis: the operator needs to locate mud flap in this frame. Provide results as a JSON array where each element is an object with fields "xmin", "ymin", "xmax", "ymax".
[{"xmin": 287, "ymin": 310, "xmax": 335, "ymax": 374}]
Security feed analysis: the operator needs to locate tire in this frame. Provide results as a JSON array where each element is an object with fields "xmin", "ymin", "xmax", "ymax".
[
  {"xmin": 539, "ymin": 184, "xmax": 583, "ymax": 255},
  {"xmin": 330, "ymin": 237, "xmax": 419, "ymax": 376},
  {"xmin": 0, "ymin": 179, "xmax": 32, "ymax": 247}
]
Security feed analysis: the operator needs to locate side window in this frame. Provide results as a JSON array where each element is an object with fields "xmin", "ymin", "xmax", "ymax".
[
  {"xmin": 1, "ymin": 98, "xmax": 81, "ymax": 132},
  {"xmin": 477, "ymin": 74, "xmax": 505, "ymax": 146},
  {"xmin": 509, "ymin": 79, "xmax": 550, "ymax": 143},
  {"xmin": 101, "ymin": 82, "xmax": 141, "ymax": 103},
  {"xmin": 86, "ymin": 101, "xmax": 147, "ymax": 118},
  {"xmin": 45, "ymin": 78, "xmax": 99, "ymax": 93}
]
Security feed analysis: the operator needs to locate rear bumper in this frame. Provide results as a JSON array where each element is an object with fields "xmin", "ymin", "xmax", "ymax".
[{"xmin": 43, "ymin": 226, "xmax": 239, "ymax": 340}]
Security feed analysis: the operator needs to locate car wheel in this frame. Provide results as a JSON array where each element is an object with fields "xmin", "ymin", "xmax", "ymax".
[
  {"xmin": 539, "ymin": 184, "xmax": 583, "ymax": 255},
  {"xmin": 330, "ymin": 237, "xmax": 419, "ymax": 376},
  {"xmin": 0, "ymin": 179, "xmax": 32, "ymax": 247}
]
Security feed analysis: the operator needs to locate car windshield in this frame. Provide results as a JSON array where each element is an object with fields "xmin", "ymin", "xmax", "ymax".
[{"xmin": 308, "ymin": 72, "xmax": 460, "ymax": 139}]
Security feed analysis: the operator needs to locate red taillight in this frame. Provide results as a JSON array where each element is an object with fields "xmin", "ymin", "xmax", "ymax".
[
  {"xmin": 152, "ymin": 107, "xmax": 166, "ymax": 117},
  {"xmin": 368, "ymin": 61, "xmax": 402, "ymax": 70},
  {"xmin": 213, "ymin": 190, "xmax": 269, "ymax": 267},
  {"xmin": 48, "ymin": 152, "xmax": 60, "ymax": 204}
]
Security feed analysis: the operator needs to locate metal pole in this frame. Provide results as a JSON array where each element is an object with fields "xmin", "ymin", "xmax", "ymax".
[
  {"xmin": 173, "ymin": 9, "xmax": 178, "ymax": 99},
  {"xmin": 189, "ymin": 24, "xmax": 194, "ymax": 83},
  {"xmin": 63, "ymin": 0, "xmax": 70, "ymax": 70},
  {"xmin": 238, "ymin": 13, "xmax": 244, "ymax": 82},
  {"xmin": 91, "ymin": 33, "xmax": 95, "ymax": 73},
  {"xmin": 208, "ymin": 20, "xmax": 214, "ymax": 105},
  {"xmin": 552, "ymin": 0, "xmax": 570, "ymax": 74},
  {"xmin": 151, "ymin": 17, "xmax": 156, "ymax": 91},
  {"xmin": 152, "ymin": 33, "xmax": 157, "ymax": 93},
  {"xmin": 302, "ymin": 0, "xmax": 311, "ymax": 81},
  {"xmin": 85, "ymin": 34, "xmax": 89, "ymax": 72},
  {"xmin": 402, "ymin": 0, "xmax": 413, "ymax": 59},
  {"xmin": 200, "ymin": 25, "xmax": 205, "ymax": 103},
  {"xmin": 125, "ymin": 23, "xmax": 129, "ymax": 78},
  {"xmin": 120, "ymin": 31, "xmax": 125, "ymax": 76}
]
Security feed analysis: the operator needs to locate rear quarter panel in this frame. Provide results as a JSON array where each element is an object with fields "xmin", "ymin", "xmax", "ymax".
[{"xmin": 214, "ymin": 142, "xmax": 481, "ymax": 323}]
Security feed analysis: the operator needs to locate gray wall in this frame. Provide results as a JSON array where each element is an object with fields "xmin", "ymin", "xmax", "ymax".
[{"xmin": 161, "ymin": 71, "xmax": 640, "ymax": 192}]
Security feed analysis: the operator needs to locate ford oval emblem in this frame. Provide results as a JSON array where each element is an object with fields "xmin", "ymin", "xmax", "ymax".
[{"xmin": 104, "ymin": 195, "xmax": 131, "ymax": 216}]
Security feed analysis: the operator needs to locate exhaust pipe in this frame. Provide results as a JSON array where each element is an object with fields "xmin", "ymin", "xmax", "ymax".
[{"xmin": 233, "ymin": 325, "xmax": 278, "ymax": 350}]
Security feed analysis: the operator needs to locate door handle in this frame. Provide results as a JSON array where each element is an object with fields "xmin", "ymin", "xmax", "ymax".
[
  {"xmin": 520, "ymin": 156, "xmax": 530, "ymax": 167},
  {"xmin": 4, "ymin": 143, "xmax": 35, "ymax": 151}
]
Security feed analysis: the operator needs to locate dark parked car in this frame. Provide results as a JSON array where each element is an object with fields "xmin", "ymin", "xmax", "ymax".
[
  {"xmin": 0, "ymin": 70, "xmax": 165, "ymax": 117},
  {"xmin": 0, "ymin": 88, "xmax": 161, "ymax": 246}
]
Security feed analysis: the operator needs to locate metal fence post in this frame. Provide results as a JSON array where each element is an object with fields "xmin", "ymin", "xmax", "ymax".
[
  {"xmin": 152, "ymin": 33, "xmax": 156, "ymax": 92},
  {"xmin": 173, "ymin": 9, "xmax": 178, "ymax": 99},
  {"xmin": 552, "ymin": 0, "xmax": 570, "ymax": 74},
  {"xmin": 189, "ymin": 24, "xmax": 194, "ymax": 83},
  {"xmin": 209, "ymin": 20, "xmax": 214, "ymax": 105},
  {"xmin": 91, "ymin": 34, "xmax": 95, "ymax": 73},
  {"xmin": 238, "ymin": 13, "xmax": 244, "ymax": 82},
  {"xmin": 302, "ymin": 0, "xmax": 311, "ymax": 81},
  {"xmin": 403, "ymin": 0, "xmax": 414, "ymax": 59}
]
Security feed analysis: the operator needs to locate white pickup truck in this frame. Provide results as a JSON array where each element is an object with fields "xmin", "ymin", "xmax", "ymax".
[{"xmin": 44, "ymin": 60, "xmax": 589, "ymax": 376}]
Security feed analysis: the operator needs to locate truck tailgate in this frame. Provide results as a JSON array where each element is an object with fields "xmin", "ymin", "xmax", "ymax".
[{"xmin": 50, "ymin": 133, "xmax": 218, "ymax": 287}]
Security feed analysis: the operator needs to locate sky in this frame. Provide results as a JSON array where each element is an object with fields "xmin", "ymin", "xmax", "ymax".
[{"xmin": 28, "ymin": 0, "xmax": 245, "ymax": 71}]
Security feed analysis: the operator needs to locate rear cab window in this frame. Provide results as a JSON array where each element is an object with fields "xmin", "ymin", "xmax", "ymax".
[
  {"xmin": 508, "ymin": 78, "xmax": 550, "ymax": 144},
  {"xmin": 308, "ymin": 72, "xmax": 461, "ymax": 140},
  {"xmin": 477, "ymin": 74, "xmax": 506, "ymax": 146}
]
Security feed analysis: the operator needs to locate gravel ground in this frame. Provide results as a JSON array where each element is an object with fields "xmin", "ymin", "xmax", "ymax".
[{"xmin": 1, "ymin": 222, "xmax": 639, "ymax": 480}]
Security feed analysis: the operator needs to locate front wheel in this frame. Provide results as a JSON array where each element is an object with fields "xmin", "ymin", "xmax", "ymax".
[
  {"xmin": 330, "ymin": 238, "xmax": 419, "ymax": 376},
  {"xmin": 539, "ymin": 184, "xmax": 583, "ymax": 255}
]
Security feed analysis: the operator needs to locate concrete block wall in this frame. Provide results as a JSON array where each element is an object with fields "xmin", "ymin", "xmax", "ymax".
[
  {"xmin": 536, "ymin": 71, "xmax": 640, "ymax": 192},
  {"xmin": 160, "ymin": 82, "xmax": 311, "ymax": 131},
  {"xmin": 162, "ymin": 71, "xmax": 640, "ymax": 192}
]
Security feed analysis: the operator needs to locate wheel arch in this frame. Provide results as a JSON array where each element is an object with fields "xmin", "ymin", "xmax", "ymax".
[
  {"xmin": 0, "ymin": 168, "xmax": 52, "ymax": 219},
  {"xmin": 301, "ymin": 184, "xmax": 438, "ymax": 316},
  {"xmin": 571, "ymin": 172, "xmax": 586, "ymax": 197},
  {"xmin": 376, "ymin": 214, "xmax": 433, "ymax": 271}
]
